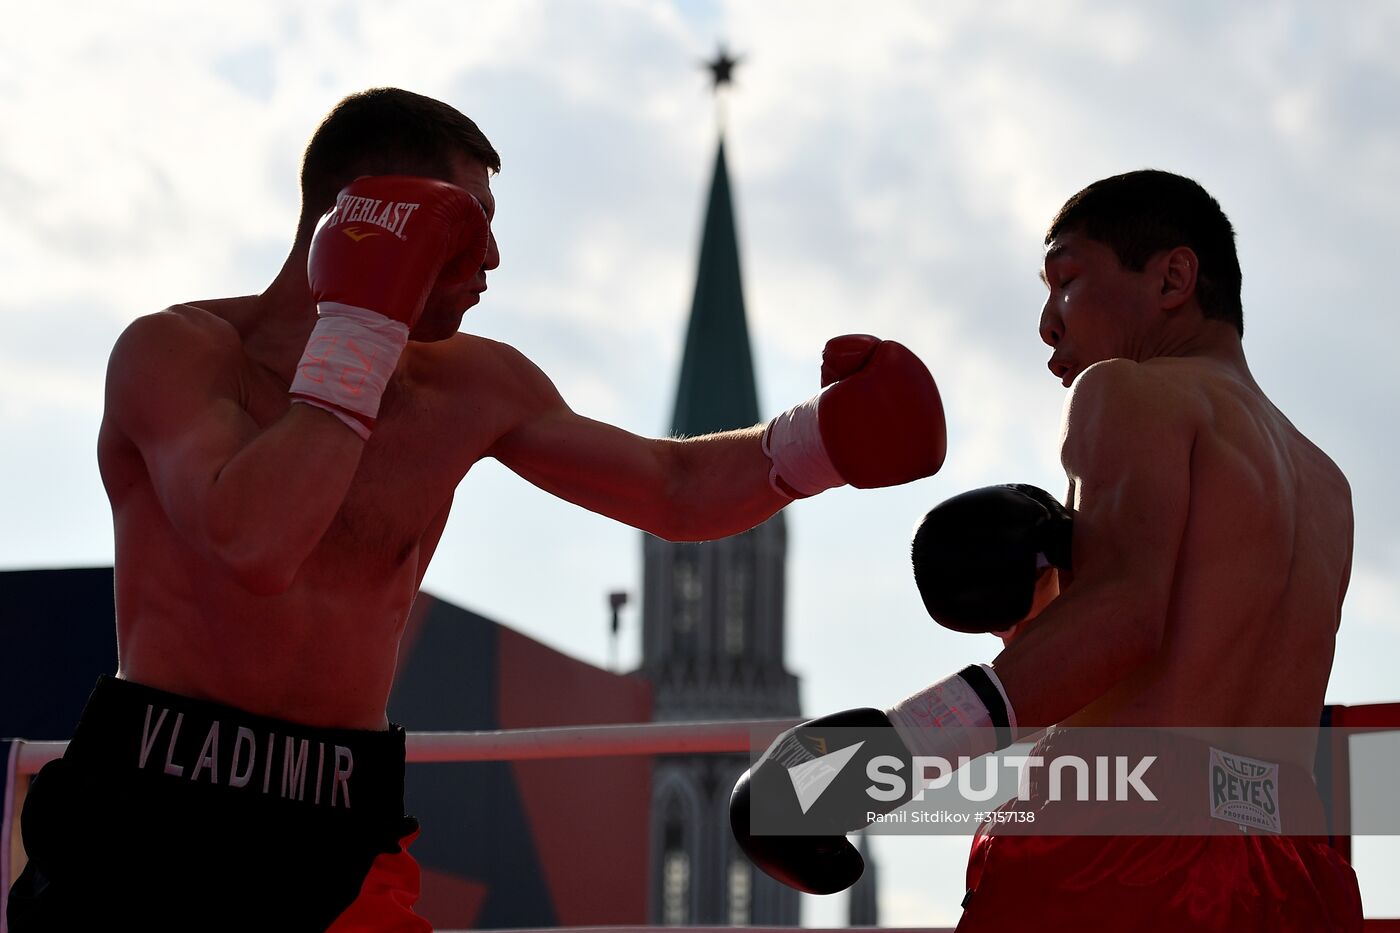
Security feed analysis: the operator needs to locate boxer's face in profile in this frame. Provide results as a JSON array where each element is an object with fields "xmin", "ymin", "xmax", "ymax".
[
  {"xmin": 413, "ymin": 155, "xmax": 500, "ymax": 342},
  {"xmin": 1038, "ymin": 231, "xmax": 1158, "ymax": 387}
]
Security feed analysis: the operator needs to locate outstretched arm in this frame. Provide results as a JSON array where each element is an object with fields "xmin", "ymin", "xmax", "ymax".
[
  {"xmin": 487, "ymin": 335, "xmax": 945, "ymax": 541},
  {"xmin": 486, "ymin": 344, "xmax": 786, "ymax": 541}
]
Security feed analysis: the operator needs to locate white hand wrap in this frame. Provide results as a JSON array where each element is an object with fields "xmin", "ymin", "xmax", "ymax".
[
  {"xmin": 887, "ymin": 664, "xmax": 1017, "ymax": 763},
  {"xmin": 762, "ymin": 393, "xmax": 844, "ymax": 498},
  {"xmin": 288, "ymin": 302, "xmax": 410, "ymax": 439}
]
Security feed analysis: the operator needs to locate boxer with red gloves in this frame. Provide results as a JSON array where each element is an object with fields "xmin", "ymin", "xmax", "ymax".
[{"xmin": 8, "ymin": 87, "xmax": 947, "ymax": 933}]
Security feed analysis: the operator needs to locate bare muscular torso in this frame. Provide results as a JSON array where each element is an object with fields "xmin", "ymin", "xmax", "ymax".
[
  {"xmin": 99, "ymin": 298, "xmax": 524, "ymax": 730},
  {"xmin": 1063, "ymin": 357, "xmax": 1353, "ymax": 750}
]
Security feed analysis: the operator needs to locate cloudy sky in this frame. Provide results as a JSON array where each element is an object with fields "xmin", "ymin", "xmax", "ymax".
[{"xmin": 3, "ymin": 0, "xmax": 1398, "ymax": 924}]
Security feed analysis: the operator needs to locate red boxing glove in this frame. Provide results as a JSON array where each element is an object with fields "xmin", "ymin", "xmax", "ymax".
[
  {"xmin": 763, "ymin": 335, "xmax": 946, "ymax": 497},
  {"xmin": 307, "ymin": 175, "xmax": 490, "ymax": 327},
  {"xmin": 819, "ymin": 332, "xmax": 882, "ymax": 387},
  {"xmin": 292, "ymin": 176, "xmax": 490, "ymax": 438}
]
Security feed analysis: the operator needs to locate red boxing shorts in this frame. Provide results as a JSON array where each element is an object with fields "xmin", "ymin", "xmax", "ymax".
[
  {"xmin": 955, "ymin": 728, "xmax": 1363, "ymax": 932},
  {"xmin": 6, "ymin": 676, "xmax": 431, "ymax": 933}
]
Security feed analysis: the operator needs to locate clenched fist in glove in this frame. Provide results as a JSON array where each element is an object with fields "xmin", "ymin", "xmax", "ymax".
[
  {"xmin": 291, "ymin": 175, "xmax": 491, "ymax": 438},
  {"xmin": 762, "ymin": 334, "xmax": 947, "ymax": 498}
]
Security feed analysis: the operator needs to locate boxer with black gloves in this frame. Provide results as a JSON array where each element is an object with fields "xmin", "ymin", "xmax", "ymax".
[{"xmin": 964, "ymin": 172, "xmax": 1358, "ymax": 930}]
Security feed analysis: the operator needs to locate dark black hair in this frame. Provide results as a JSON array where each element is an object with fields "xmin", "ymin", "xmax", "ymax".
[
  {"xmin": 297, "ymin": 87, "xmax": 500, "ymax": 245},
  {"xmin": 1047, "ymin": 170, "xmax": 1243, "ymax": 336}
]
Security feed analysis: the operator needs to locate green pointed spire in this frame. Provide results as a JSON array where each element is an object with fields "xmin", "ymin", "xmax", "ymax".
[{"xmin": 670, "ymin": 138, "xmax": 761, "ymax": 436}]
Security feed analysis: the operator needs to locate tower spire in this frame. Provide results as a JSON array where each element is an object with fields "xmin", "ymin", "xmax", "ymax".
[
  {"xmin": 669, "ymin": 136, "xmax": 760, "ymax": 436},
  {"xmin": 641, "ymin": 53, "xmax": 799, "ymax": 926}
]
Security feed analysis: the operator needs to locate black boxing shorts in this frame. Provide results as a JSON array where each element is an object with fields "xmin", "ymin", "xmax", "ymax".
[{"xmin": 6, "ymin": 676, "xmax": 430, "ymax": 932}]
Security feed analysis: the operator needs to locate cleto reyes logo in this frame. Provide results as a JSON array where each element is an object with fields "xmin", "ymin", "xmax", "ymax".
[
  {"xmin": 327, "ymin": 193, "xmax": 421, "ymax": 241},
  {"xmin": 1209, "ymin": 747, "xmax": 1281, "ymax": 833}
]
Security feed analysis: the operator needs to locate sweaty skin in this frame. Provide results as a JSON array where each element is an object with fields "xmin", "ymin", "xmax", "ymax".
[
  {"xmin": 991, "ymin": 232, "xmax": 1353, "ymax": 768},
  {"xmin": 98, "ymin": 156, "xmax": 787, "ymax": 730}
]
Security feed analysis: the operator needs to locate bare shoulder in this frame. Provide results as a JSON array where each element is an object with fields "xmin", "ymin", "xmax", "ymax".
[
  {"xmin": 1065, "ymin": 358, "xmax": 1206, "ymax": 434},
  {"xmin": 110, "ymin": 304, "xmax": 243, "ymax": 371},
  {"xmin": 425, "ymin": 333, "xmax": 564, "ymax": 409},
  {"xmin": 106, "ymin": 306, "xmax": 245, "ymax": 434}
]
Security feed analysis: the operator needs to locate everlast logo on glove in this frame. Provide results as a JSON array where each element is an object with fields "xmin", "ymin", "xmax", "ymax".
[
  {"xmin": 1209, "ymin": 747, "xmax": 1281, "ymax": 833},
  {"xmin": 326, "ymin": 193, "xmax": 422, "ymax": 241}
]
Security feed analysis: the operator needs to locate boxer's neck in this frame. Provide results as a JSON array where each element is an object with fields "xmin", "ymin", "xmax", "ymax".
[
  {"xmin": 247, "ymin": 244, "xmax": 318, "ymax": 382},
  {"xmin": 1141, "ymin": 316, "xmax": 1251, "ymax": 382}
]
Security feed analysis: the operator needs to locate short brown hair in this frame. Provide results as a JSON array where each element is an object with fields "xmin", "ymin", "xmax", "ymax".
[
  {"xmin": 1047, "ymin": 170, "xmax": 1243, "ymax": 337},
  {"xmin": 296, "ymin": 87, "xmax": 500, "ymax": 244}
]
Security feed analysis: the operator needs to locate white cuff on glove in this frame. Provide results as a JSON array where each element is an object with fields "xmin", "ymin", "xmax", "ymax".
[
  {"xmin": 886, "ymin": 664, "xmax": 1017, "ymax": 763},
  {"xmin": 762, "ymin": 393, "xmax": 845, "ymax": 498},
  {"xmin": 288, "ymin": 302, "xmax": 410, "ymax": 439}
]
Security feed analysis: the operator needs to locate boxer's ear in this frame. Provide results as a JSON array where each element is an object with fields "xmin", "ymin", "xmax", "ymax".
[{"xmin": 1159, "ymin": 246, "xmax": 1198, "ymax": 312}]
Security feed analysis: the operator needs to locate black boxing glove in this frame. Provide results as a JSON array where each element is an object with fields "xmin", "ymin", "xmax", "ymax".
[
  {"xmin": 730, "ymin": 708, "xmax": 906, "ymax": 895},
  {"xmin": 911, "ymin": 484, "xmax": 1073, "ymax": 633},
  {"xmin": 730, "ymin": 665, "xmax": 1016, "ymax": 894}
]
